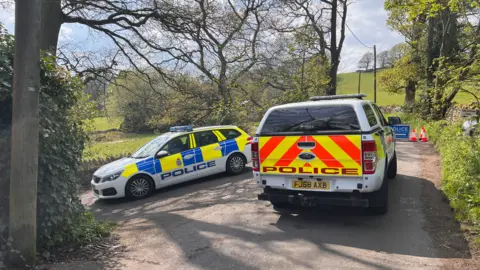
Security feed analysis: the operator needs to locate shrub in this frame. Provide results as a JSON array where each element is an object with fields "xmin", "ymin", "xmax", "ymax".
[
  {"xmin": 0, "ymin": 24, "xmax": 113, "ymax": 253},
  {"xmin": 426, "ymin": 121, "xmax": 480, "ymax": 229}
]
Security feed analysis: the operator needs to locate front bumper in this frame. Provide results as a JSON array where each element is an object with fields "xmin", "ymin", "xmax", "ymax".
[
  {"xmin": 258, "ymin": 189, "xmax": 369, "ymax": 207},
  {"xmin": 90, "ymin": 176, "xmax": 128, "ymax": 199}
]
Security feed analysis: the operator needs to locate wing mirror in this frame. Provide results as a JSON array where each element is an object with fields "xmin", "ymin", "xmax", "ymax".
[
  {"xmin": 155, "ymin": 150, "xmax": 169, "ymax": 158},
  {"xmin": 388, "ymin": 116, "xmax": 402, "ymax": 126}
]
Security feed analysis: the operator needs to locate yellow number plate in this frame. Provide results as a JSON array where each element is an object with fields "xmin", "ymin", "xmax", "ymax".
[{"xmin": 292, "ymin": 180, "xmax": 330, "ymax": 190}]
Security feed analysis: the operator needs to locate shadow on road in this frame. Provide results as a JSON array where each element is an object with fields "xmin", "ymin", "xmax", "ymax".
[{"xmin": 86, "ymin": 168, "xmax": 472, "ymax": 269}]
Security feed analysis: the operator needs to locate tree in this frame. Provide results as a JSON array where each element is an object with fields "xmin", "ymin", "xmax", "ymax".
[
  {"xmin": 379, "ymin": 53, "xmax": 421, "ymax": 104},
  {"xmin": 358, "ymin": 52, "xmax": 374, "ymax": 70},
  {"xmin": 387, "ymin": 43, "xmax": 408, "ymax": 67},
  {"xmin": 377, "ymin": 50, "xmax": 389, "ymax": 68},
  {"xmin": 385, "ymin": 0, "xmax": 480, "ymax": 119},
  {"xmin": 276, "ymin": 0, "xmax": 349, "ymax": 95}
]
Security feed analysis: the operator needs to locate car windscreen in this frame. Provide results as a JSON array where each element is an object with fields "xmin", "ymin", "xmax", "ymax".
[
  {"xmin": 130, "ymin": 133, "xmax": 172, "ymax": 158},
  {"xmin": 260, "ymin": 106, "xmax": 360, "ymax": 135}
]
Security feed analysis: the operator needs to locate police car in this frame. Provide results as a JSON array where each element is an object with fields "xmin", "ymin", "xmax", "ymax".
[
  {"xmin": 253, "ymin": 94, "xmax": 399, "ymax": 214},
  {"xmin": 91, "ymin": 125, "xmax": 252, "ymax": 199}
]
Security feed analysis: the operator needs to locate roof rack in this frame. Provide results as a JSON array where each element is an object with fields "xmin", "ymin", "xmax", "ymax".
[{"xmin": 309, "ymin": 94, "xmax": 366, "ymax": 101}]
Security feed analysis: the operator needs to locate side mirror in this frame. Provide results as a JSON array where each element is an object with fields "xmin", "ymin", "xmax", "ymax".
[
  {"xmin": 388, "ymin": 116, "xmax": 402, "ymax": 126},
  {"xmin": 155, "ymin": 150, "xmax": 169, "ymax": 158}
]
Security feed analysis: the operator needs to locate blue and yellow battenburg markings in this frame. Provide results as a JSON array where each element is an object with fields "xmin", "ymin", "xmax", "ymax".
[{"xmin": 121, "ymin": 130, "xmax": 249, "ymax": 180}]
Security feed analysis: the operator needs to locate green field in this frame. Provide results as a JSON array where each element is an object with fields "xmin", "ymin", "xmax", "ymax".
[
  {"xmin": 337, "ymin": 71, "xmax": 475, "ymax": 106},
  {"xmin": 89, "ymin": 116, "xmax": 123, "ymax": 131},
  {"xmin": 84, "ymin": 132, "xmax": 158, "ymax": 161}
]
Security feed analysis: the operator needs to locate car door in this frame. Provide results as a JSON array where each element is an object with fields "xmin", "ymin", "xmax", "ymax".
[
  {"xmin": 372, "ymin": 104, "xmax": 395, "ymax": 160},
  {"xmin": 192, "ymin": 130, "xmax": 224, "ymax": 176},
  {"xmin": 153, "ymin": 134, "xmax": 198, "ymax": 187}
]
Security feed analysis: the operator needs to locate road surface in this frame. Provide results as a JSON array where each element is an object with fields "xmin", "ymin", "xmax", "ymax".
[{"xmin": 81, "ymin": 142, "xmax": 474, "ymax": 269}]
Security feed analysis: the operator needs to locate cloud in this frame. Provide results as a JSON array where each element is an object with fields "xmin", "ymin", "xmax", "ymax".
[{"xmin": 340, "ymin": 0, "xmax": 405, "ymax": 73}]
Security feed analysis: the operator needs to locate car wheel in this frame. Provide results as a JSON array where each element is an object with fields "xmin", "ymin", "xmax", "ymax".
[
  {"xmin": 387, "ymin": 151, "xmax": 397, "ymax": 179},
  {"xmin": 366, "ymin": 176, "xmax": 388, "ymax": 215},
  {"xmin": 226, "ymin": 153, "xmax": 246, "ymax": 175},
  {"xmin": 125, "ymin": 175, "xmax": 154, "ymax": 199}
]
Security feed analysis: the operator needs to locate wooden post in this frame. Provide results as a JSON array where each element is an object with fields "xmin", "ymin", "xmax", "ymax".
[
  {"xmin": 373, "ymin": 45, "xmax": 377, "ymax": 103},
  {"xmin": 9, "ymin": 0, "xmax": 42, "ymax": 266},
  {"xmin": 357, "ymin": 71, "xmax": 361, "ymax": 94}
]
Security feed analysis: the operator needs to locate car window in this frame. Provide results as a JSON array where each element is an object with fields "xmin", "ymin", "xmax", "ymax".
[
  {"xmin": 218, "ymin": 129, "xmax": 241, "ymax": 140},
  {"xmin": 194, "ymin": 131, "xmax": 219, "ymax": 147},
  {"xmin": 372, "ymin": 104, "xmax": 388, "ymax": 126},
  {"xmin": 161, "ymin": 135, "xmax": 190, "ymax": 155},
  {"xmin": 260, "ymin": 106, "xmax": 360, "ymax": 134},
  {"xmin": 363, "ymin": 104, "xmax": 378, "ymax": 127},
  {"xmin": 131, "ymin": 133, "xmax": 172, "ymax": 158}
]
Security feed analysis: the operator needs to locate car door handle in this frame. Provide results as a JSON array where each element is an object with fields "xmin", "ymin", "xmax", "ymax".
[
  {"xmin": 184, "ymin": 154, "xmax": 194, "ymax": 159},
  {"xmin": 213, "ymin": 146, "xmax": 222, "ymax": 151}
]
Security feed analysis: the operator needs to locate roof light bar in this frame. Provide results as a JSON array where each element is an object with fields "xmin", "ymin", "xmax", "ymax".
[
  {"xmin": 170, "ymin": 125, "xmax": 193, "ymax": 132},
  {"xmin": 309, "ymin": 94, "xmax": 367, "ymax": 101}
]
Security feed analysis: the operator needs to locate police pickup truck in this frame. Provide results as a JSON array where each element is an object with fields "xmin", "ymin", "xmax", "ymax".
[{"xmin": 253, "ymin": 94, "xmax": 400, "ymax": 214}]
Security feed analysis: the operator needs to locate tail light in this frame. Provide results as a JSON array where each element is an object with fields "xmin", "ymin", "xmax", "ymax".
[
  {"xmin": 246, "ymin": 136, "xmax": 253, "ymax": 145},
  {"xmin": 362, "ymin": 140, "xmax": 377, "ymax": 174},
  {"xmin": 251, "ymin": 141, "xmax": 259, "ymax": 172}
]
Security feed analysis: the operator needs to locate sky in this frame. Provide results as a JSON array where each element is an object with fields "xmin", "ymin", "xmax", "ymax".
[{"xmin": 0, "ymin": 0, "xmax": 405, "ymax": 73}]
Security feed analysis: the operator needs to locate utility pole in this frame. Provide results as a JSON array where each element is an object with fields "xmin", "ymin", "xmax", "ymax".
[
  {"xmin": 373, "ymin": 45, "xmax": 377, "ymax": 103},
  {"xmin": 9, "ymin": 0, "xmax": 42, "ymax": 266},
  {"xmin": 357, "ymin": 71, "xmax": 361, "ymax": 94}
]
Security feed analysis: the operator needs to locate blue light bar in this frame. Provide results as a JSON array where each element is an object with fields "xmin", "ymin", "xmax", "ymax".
[{"xmin": 170, "ymin": 125, "xmax": 193, "ymax": 132}]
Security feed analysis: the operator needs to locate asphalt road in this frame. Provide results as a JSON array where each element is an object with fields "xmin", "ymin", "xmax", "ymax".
[{"xmin": 81, "ymin": 142, "xmax": 472, "ymax": 270}]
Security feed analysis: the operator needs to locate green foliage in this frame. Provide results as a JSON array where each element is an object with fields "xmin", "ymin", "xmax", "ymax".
[
  {"xmin": 379, "ymin": 53, "xmax": 421, "ymax": 93},
  {"xmin": 425, "ymin": 120, "xmax": 480, "ymax": 234},
  {"xmin": 0, "ymin": 25, "xmax": 114, "ymax": 252}
]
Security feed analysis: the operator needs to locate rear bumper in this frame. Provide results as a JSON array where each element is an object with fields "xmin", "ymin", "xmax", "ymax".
[{"xmin": 258, "ymin": 190, "xmax": 369, "ymax": 207}]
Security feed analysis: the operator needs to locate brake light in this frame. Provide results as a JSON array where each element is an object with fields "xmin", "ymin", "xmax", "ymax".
[
  {"xmin": 246, "ymin": 136, "xmax": 253, "ymax": 145},
  {"xmin": 362, "ymin": 140, "xmax": 377, "ymax": 174},
  {"xmin": 251, "ymin": 141, "xmax": 259, "ymax": 171}
]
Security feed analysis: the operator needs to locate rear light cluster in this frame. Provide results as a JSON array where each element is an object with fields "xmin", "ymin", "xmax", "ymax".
[
  {"xmin": 251, "ymin": 141, "xmax": 259, "ymax": 171},
  {"xmin": 362, "ymin": 140, "xmax": 377, "ymax": 174},
  {"xmin": 246, "ymin": 136, "xmax": 253, "ymax": 145}
]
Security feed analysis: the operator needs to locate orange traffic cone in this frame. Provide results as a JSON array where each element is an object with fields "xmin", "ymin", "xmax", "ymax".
[
  {"xmin": 421, "ymin": 126, "xmax": 428, "ymax": 142},
  {"xmin": 410, "ymin": 128, "xmax": 418, "ymax": 142}
]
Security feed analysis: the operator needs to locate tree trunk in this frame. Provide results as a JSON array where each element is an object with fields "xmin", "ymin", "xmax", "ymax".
[
  {"xmin": 404, "ymin": 79, "xmax": 416, "ymax": 105},
  {"xmin": 40, "ymin": 0, "xmax": 64, "ymax": 53},
  {"xmin": 326, "ymin": 0, "xmax": 338, "ymax": 96},
  {"xmin": 425, "ymin": 17, "xmax": 435, "ymax": 86}
]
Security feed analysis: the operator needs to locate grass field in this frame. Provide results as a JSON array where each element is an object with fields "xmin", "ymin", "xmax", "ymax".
[
  {"xmin": 84, "ymin": 132, "xmax": 158, "ymax": 161},
  {"xmin": 89, "ymin": 116, "xmax": 123, "ymax": 131},
  {"xmin": 337, "ymin": 71, "xmax": 475, "ymax": 105}
]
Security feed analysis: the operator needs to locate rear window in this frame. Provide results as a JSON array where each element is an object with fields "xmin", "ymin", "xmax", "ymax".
[
  {"xmin": 218, "ymin": 129, "xmax": 241, "ymax": 140},
  {"xmin": 260, "ymin": 106, "xmax": 360, "ymax": 134}
]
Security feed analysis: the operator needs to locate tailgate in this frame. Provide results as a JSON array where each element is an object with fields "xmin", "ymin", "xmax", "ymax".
[{"xmin": 259, "ymin": 135, "xmax": 362, "ymax": 176}]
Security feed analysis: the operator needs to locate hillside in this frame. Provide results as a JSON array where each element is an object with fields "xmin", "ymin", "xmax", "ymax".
[{"xmin": 337, "ymin": 71, "xmax": 474, "ymax": 106}]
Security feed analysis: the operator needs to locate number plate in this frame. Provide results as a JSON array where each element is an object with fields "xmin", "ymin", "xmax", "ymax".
[{"xmin": 292, "ymin": 180, "xmax": 330, "ymax": 190}]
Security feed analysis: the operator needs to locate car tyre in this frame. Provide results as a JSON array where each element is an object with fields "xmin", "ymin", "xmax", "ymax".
[
  {"xmin": 125, "ymin": 175, "xmax": 154, "ymax": 199},
  {"xmin": 226, "ymin": 153, "xmax": 246, "ymax": 175},
  {"xmin": 366, "ymin": 176, "xmax": 388, "ymax": 215},
  {"xmin": 387, "ymin": 151, "xmax": 397, "ymax": 179}
]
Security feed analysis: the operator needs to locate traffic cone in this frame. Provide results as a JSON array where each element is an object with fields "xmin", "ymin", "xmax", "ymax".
[
  {"xmin": 410, "ymin": 128, "xmax": 418, "ymax": 142},
  {"xmin": 421, "ymin": 126, "xmax": 428, "ymax": 142}
]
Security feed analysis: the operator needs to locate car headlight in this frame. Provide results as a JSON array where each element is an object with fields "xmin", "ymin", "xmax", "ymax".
[{"xmin": 101, "ymin": 171, "xmax": 124, "ymax": 182}]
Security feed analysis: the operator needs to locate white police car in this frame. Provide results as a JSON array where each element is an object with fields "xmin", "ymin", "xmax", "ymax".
[{"xmin": 91, "ymin": 125, "xmax": 252, "ymax": 199}]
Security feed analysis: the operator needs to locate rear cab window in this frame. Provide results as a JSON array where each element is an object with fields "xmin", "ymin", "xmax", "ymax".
[
  {"xmin": 260, "ymin": 105, "xmax": 360, "ymax": 135},
  {"xmin": 363, "ymin": 104, "xmax": 378, "ymax": 128}
]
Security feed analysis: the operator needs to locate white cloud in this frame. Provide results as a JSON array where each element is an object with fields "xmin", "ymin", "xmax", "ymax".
[{"xmin": 339, "ymin": 0, "xmax": 405, "ymax": 73}]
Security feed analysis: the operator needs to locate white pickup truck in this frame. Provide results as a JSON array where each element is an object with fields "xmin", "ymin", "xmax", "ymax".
[{"xmin": 252, "ymin": 94, "xmax": 399, "ymax": 214}]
